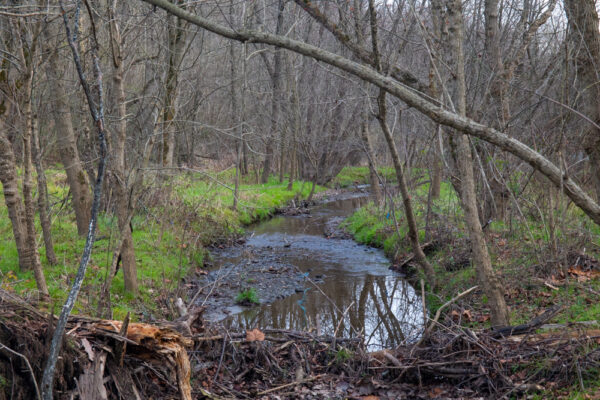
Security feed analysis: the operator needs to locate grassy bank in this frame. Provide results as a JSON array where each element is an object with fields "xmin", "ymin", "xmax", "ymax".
[
  {"xmin": 0, "ymin": 168, "xmax": 323, "ymax": 320},
  {"xmin": 341, "ymin": 167, "xmax": 600, "ymax": 324},
  {"xmin": 340, "ymin": 167, "xmax": 600, "ymax": 397},
  {"xmin": 331, "ymin": 165, "xmax": 396, "ymax": 188}
]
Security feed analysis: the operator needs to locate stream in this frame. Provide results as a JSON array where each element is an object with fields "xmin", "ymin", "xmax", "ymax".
[{"xmin": 196, "ymin": 192, "xmax": 424, "ymax": 350}]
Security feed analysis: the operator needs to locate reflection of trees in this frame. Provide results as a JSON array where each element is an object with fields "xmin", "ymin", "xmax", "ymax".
[{"xmin": 223, "ymin": 275, "xmax": 424, "ymax": 350}]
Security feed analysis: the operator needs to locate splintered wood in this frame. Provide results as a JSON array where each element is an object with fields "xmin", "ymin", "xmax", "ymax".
[
  {"xmin": 0, "ymin": 289, "xmax": 198, "ymax": 400},
  {"xmin": 77, "ymin": 319, "xmax": 194, "ymax": 400}
]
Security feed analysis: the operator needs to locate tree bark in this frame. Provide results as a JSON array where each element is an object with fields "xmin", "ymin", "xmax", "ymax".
[
  {"xmin": 262, "ymin": 0, "xmax": 285, "ymax": 184},
  {"xmin": 109, "ymin": 0, "xmax": 137, "ymax": 293},
  {"xmin": 32, "ymin": 111, "xmax": 58, "ymax": 265},
  {"xmin": 564, "ymin": 0, "xmax": 600, "ymax": 202},
  {"xmin": 162, "ymin": 1, "xmax": 187, "ymax": 168},
  {"xmin": 22, "ymin": 74, "xmax": 49, "ymax": 297},
  {"xmin": 361, "ymin": 98, "xmax": 382, "ymax": 205},
  {"xmin": 46, "ymin": 46, "xmax": 92, "ymax": 236},
  {"xmin": 445, "ymin": 0, "xmax": 509, "ymax": 326},
  {"xmin": 0, "ymin": 129, "xmax": 29, "ymax": 270}
]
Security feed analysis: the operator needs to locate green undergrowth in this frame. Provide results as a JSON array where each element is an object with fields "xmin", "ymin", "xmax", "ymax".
[
  {"xmin": 343, "ymin": 173, "xmax": 600, "ymax": 328},
  {"xmin": 342, "ymin": 178, "xmax": 460, "ymax": 258},
  {"xmin": 0, "ymin": 168, "xmax": 323, "ymax": 321},
  {"xmin": 331, "ymin": 166, "xmax": 396, "ymax": 188},
  {"xmin": 343, "ymin": 171, "xmax": 600, "ymax": 397}
]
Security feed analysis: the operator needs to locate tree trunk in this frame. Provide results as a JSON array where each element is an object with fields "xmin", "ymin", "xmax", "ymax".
[
  {"xmin": 564, "ymin": 0, "xmax": 600, "ymax": 202},
  {"xmin": 286, "ymin": 52, "xmax": 300, "ymax": 191},
  {"xmin": 230, "ymin": 0, "xmax": 247, "ymax": 210},
  {"xmin": 445, "ymin": 0, "xmax": 509, "ymax": 326},
  {"xmin": 0, "ymin": 130, "xmax": 29, "ymax": 270},
  {"xmin": 162, "ymin": 4, "xmax": 187, "ymax": 168},
  {"xmin": 367, "ymin": 0, "xmax": 435, "ymax": 287},
  {"xmin": 361, "ymin": 102, "xmax": 383, "ymax": 205},
  {"xmin": 376, "ymin": 92, "xmax": 437, "ymax": 288},
  {"xmin": 46, "ymin": 48, "xmax": 92, "ymax": 236},
  {"xmin": 430, "ymin": 127, "xmax": 443, "ymax": 199},
  {"xmin": 22, "ymin": 67, "xmax": 49, "ymax": 297},
  {"xmin": 261, "ymin": 0, "xmax": 285, "ymax": 184},
  {"xmin": 109, "ymin": 0, "xmax": 137, "ymax": 293},
  {"xmin": 32, "ymin": 111, "xmax": 58, "ymax": 265}
]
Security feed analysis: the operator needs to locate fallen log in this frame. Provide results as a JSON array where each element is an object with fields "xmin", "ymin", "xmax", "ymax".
[
  {"xmin": 0, "ymin": 289, "xmax": 201, "ymax": 400},
  {"xmin": 392, "ymin": 241, "xmax": 434, "ymax": 271},
  {"xmin": 490, "ymin": 304, "xmax": 564, "ymax": 338}
]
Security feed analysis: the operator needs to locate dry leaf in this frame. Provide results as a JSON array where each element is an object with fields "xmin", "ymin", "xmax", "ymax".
[
  {"xmin": 568, "ymin": 266, "xmax": 600, "ymax": 280},
  {"xmin": 246, "ymin": 328, "xmax": 265, "ymax": 342},
  {"xmin": 428, "ymin": 387, "xmax": 445, "ymax": 398},
  {"xmin": 476, "ymin": 314, "xmax": 490, "ymax": 323},
  {"xmin": 360, "ymin": 396, "xmax": 379, "ymax": 400},
  {"xmin": 462, "ymin": 309, "xmax": 473, "ymax": 322},
  {"xmin": 450, "ymin": 309, "xmax": 460, "ymax": 321}
]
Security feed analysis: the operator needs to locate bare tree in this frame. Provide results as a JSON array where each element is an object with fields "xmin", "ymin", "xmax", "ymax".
[
  {"xmin": 564, "ymin": 0, "xmax": 600, "ymax": 202},
  {"xmin": 44, "ymin": 24, "xmax": 93, "ymax": 236}
]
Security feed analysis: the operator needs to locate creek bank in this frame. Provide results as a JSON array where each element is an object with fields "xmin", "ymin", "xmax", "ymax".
[
  {"xmin": 192, "ymin": 188, "xmax": 423, "ymax": 350},
  {"xmin": 193, "ymin": 188, "xmax": 369, "ymax": 322}
]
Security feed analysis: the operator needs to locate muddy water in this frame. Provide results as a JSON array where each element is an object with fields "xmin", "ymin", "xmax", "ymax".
[{"xmin": 212, "ymin": 193, "xmax": 424, "ymax": 350}]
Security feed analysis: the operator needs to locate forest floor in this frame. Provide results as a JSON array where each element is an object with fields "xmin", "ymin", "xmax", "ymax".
[{"xmin": 1, "ymin": 166, "xmax": 600, "ymax": 398}]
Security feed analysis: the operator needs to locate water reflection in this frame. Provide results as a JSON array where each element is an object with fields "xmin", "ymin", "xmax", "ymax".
[{"xmin": 215, "ymin": 194, "xmax": 424, "ymax": 350}]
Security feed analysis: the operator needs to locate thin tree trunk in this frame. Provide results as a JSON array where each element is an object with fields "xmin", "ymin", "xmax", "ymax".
[
  {"xmin": 109, "ymin": 0, "xmax": 137, "ymax": 293},
  {"xmin": 376, "ymin": 92, "xmax": 437, "ymax": 288},
  {"xmin": 32, "ymin": 111, "xmax": 57, "ymax": 265},
  {"xmin": 361, "ymin": 104, "xmax": 383, "ymax": 205},
  {"xmin": 230, "ymin": 0, "xmax": 247, "ymax": 210},
  {"xmin": 445, "ymin": 0, "xmax": 509, "ymax": 326},
  {"xmin": 367, "ymin": 0, "xmax": 435, "ymax": 287},
  {"xmin": 22, "ymin": 63, "xmax": 49, "ymax": 297},
  {"xmin": 162, "ymin": 4, "xmax": 187, "ymax": 168},
  {"xmin": 46, "ymin": 49, "xmax": 92, "ymax": 236},
  {"xmin": 431, "ymin": 127, "xmax": 443, "ymax": 199},
  {"xmin": 0, "ymin": 130, "xmax": 29, "ymax": 270},
  {"xmin": 287, "ymin": 52, "xmax": 299, "ymax": 191},
  {"xmin": 262, "ymin": 0, "xmax": 285, "ymax": 183},
  {"xmin": 42, "ymin": 4, "xmax": 110, "ymax": 396}
]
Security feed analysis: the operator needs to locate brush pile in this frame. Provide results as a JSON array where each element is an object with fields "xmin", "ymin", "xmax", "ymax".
[
  {"xmin": 0, "ymin": 289, "xmax": 203, "ymax": 399},
  {"xmin": 1, "ymin": 287, "xmax": 599, "ymax": 399}
]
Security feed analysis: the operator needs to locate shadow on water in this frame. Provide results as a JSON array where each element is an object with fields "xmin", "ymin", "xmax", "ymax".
[{"xmin": 213, "ymin": 193, "xmax": 424, "ymax": 350}]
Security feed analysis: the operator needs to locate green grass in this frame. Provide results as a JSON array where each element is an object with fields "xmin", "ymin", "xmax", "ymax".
[
  {"xmin": 331, "ymin": 166, "xmax": 396, "ymax": 188},
  {"xmin": 235, "ymin": 288, "xmax": 260, "ymax": 305},
  {"xmin": 0, "ymin": 168, "xmax": 322, "ymax": 320},
  {"xmin": 342, "ymin": 178, "xmax": 459, "ymax": 259}
]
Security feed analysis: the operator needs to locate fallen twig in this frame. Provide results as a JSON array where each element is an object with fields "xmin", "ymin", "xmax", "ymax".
[
  {"xmin": 256, "ymin": 374, "xmax": 325, "ymax": 396},
  {"xmin": 0, "ymin": 341, "xmax": 41, "ymax": 400},
  {"xmin": 425, "ymin": 286, "xmax": 478, "ymax": 335}
]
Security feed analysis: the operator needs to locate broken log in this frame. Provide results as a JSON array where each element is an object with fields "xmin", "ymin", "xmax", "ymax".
[
  {"xmin": 392, "ymin": 241, "xmax": 434, "ymax": 271},
  {"xmin": 0, "ymin": 289, "xmax": 200, "ymax": 400},
  {"xmin": 490, "ymin": 304, "xmax": 564, "ymax": 338}
]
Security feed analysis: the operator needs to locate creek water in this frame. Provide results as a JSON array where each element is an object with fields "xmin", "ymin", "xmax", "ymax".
[{"xmin": 211, "ymin": 193, "xmax": 424, "ymax": 350}]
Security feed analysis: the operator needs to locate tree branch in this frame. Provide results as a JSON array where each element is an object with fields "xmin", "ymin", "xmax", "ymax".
[
  {"xmin": 140, "ymin": 0, "xmax": 600, "ymax": 226},
  {"xmin": 41, "ymin": 1, "xmax": 109, "ymax": 398}
]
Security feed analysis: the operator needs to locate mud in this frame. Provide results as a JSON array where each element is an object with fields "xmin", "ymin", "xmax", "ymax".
[
  {"xmin": 192, "ymin": 189, "xmax": 423, "ymax": 350},
  {"xmin": 193, "ymin": 249, "xmax": 324, "ymax": 321}
]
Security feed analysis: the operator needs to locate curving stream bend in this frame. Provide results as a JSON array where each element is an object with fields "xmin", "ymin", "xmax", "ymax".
[{"xmin": 205, "ymin": 192, "xmax": 424, "ymax": 350}]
